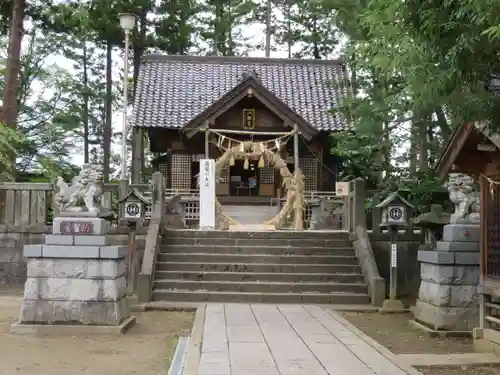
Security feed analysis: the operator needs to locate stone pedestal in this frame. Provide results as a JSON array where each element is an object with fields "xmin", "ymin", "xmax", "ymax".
[
  {"xmin": 412, "ymin": 223, "xmax": 479, "ymax": 332},
  {"xmin": 14, "ymin": 216, "xmax": 134, "ymax": 333}
]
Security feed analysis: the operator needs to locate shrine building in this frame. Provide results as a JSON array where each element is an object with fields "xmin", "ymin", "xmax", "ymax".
[{"xmin": 129, "ymin": 55, "xmax": 351, "ymax": 204}]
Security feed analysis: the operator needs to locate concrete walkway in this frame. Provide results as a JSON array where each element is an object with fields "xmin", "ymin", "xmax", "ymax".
[{"xmin": 191, "ymin": 304, "xmax": 421, "ymax": 375}]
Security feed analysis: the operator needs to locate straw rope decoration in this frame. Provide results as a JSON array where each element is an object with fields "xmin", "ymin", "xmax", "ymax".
[
  {"xmin": 211, "ymin": 133, "xmax": 305, "ymax": 230},
  {"xmin": 481, "ymin": 174, "xmax": 500, "ymax": 198}
]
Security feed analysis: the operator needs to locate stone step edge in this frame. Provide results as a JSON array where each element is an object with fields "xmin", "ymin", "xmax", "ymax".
[
  {"xmin": 156, "ymin": 261, "xmax": 361, "ymax": 267},
  {"xmin": 153, "ymin": 280, "xmax": 367, "ymax": 287},
  {"xmin": 158, "ymin": 253, "xmax": 358, "ymax": 259},
  {"xmin": 164, "ymin": 238, "xmax": 351, "ymax": 242},
  {"xmin": 154, "ymin": 271, "xmax": 364, "ymax": 276},
  {"xmin": 151, "ymin": 289, "xmax": 370, "ymax": 297},
  {"xmin": 160, "ymin": 244, "xmax": 354, "ymax": 249}
]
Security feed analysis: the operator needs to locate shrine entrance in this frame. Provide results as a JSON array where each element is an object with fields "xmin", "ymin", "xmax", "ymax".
[{"xmin": 229, "ymin": 159, "xmax": 260, "ymax": 197}]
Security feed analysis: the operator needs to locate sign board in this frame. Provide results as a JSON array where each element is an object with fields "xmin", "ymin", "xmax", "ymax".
[
  {"xmin": 124, "ymin": 201, "xmax": 142, "ymax": 220},
  {"xmin": 391, "ymin": 243, "xmax": 397, "ymax": 268},
  {"xmin": 335, "ymin": 182, "xmax": 349, "ymax": 196},
  {"xmin": 199, "ymin": 159, "xmax": 216, "ymax": 230},
  {"xmin": 60, "ymin": 221, "xmax": 94, "ymax": 235}
]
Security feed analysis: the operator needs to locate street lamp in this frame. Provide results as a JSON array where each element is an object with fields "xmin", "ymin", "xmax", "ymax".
[{"xmin": 119, "ymin": 13, "xmax": 136, "ymax": 180}]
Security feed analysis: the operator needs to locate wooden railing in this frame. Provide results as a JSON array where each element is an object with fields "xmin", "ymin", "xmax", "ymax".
[
  {"xmin": 0, "ymin": 182, "xmax": 53, "ymax": 226},
  {"xmin": 0, "ymin": 180, "xmax": 417, "ymax": 236},
  {"xmin": 0, "ymin": 182, "xmax": 152, "ymax": 226}
]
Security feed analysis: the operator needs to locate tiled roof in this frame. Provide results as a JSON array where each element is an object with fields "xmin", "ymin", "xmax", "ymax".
[{"xmin": 131, "ymin": 55, "xmax": 351, "ymax": 132}]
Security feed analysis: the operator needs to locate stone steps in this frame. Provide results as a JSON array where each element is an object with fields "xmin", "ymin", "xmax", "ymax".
[
  {"xmin": 154, "ymin": 270, "xmax": 365, "ymax": 283},
  {"xmin": 155, "ymin": 261, "xmax": 362, "ymax": 274},
  {"xmin": 150, "ymin": 290, "xmax": 370, "ymax": 304},
  {"xmin": 163, "ymin": 237, "xmax": 353, "ymax": 247},
  {"xmin": 159, "ymin": 244, "xmax": 354, "ymax": 256},
  {"xmin": 151, "ymin": 230, "xmax": 369, "ymax": 304},
  {"xmin": 153, "ymin": 280, "xmax": 367, "ymax": 294},
  {"xmin": 157, "ymin": 253, "xmax": 360, "ymax": 265}
]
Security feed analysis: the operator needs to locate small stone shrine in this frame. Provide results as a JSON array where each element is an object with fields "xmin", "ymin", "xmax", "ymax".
[
  {"xmin": 12, "ymin": 164, "xmax": 135, "ymax": 334},
  {"xmin": 412, "ymin": 173, "xmax": 480, "ymax": 332}
]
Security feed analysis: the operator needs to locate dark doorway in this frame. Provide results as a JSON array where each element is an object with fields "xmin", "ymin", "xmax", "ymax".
[
  {"xmin": 191, "ymin": 161, "xmax": 199, "ymax": 189},
  {"xmin": 229, "ymin": 159, "xmax": 259, "ymax": 196}
]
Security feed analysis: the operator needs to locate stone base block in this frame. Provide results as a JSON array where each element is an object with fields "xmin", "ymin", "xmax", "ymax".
[
  {"xmin": 408, "ymin": 319, "xmax": 472, "ymax": 338},
  {"xmin": 23, "ymin": 244, "xmax": 128, "ymax": 259},
  {"xmin": 379, "ymin": 299, "xmax": 405, "ymax": 313},
  {"xmin": 23, "ymin": 276, "xmax": 126, "ymax": 301},
  {"xmin": 11, "ymin": 316, "xmax": 136, "ymax": 336},
  {"xmin": 19, "ymin": 298, "xmax": 130, "ymax": 326},
  {"xmin": 443, "ymin": 224, "xmax": 480, "ymax": 242},
  {"xmin": 27, "ymin": 258, "xmax": 126, "ymax": 279},
  {"xmin": 436, "ymin": 240, "xmax": 480, "ymax": 252},
  {"xmin": 418, "ymin": 250, "xmax": 479, "ymax": 265},
  {"xmin": 412, "ymin": 300, "xmax": 478, "ymax": 331},
  {"xmin": 421, "ymin": 263, "xmax": 480, "ymax": 285},
  {"xmin": 418, "ymin": 280, "xmax": 478, "ymax": 307}
]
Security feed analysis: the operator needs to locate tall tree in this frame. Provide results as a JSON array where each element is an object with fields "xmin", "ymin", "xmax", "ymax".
[
  {"xmin": 197, "ymin": 0, "xmax": 256, "ymax": 55},
  {"xmin": 2, "ymin": 0, "xmax": 25, "ymax": 140}
]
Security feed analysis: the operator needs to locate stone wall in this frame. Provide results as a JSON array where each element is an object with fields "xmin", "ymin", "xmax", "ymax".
[
  {"xmin": 371, "ymin": 238, "xmax": 422, "ymax": 299},
  {"xmin": 0, "ymin": 227, "xmax": 146, "ymax": 286}
]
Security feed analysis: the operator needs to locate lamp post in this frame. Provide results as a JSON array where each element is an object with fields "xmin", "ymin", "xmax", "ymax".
[{"xmin": 119, "ymin": 13, "xmax": 136, "ymax": 180}]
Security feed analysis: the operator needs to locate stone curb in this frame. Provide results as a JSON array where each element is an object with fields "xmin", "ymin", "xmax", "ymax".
[
  {"xmin": 181, "ymin": 304, "xmax": 206, "ymax": 375},
  {"xmin": 326, "ymin": 309, "xmax": 423, "ymax": 375},
  {"xmin": 10, "ymin": 315, "xmax": 136, "ymax": 336},
  {"xmin": 397, "ymin": 353, "xmax": 500, "ymax": 367}
]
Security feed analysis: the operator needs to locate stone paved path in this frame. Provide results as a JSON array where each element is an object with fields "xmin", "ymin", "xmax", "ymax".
[{"xmin": 198, "ymin": 304, "xmax": 419, "ymax": 375}]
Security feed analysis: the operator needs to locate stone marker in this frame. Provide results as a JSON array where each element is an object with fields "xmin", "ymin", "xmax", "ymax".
[{"xmin": 12, "ymin": 164, "xmax": 135, "ymax": 335}]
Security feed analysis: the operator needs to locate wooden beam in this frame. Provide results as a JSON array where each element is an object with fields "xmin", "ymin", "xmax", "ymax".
[{"xmin": 208, "ymin": 128, "xmax": 293, "ymax": 136}]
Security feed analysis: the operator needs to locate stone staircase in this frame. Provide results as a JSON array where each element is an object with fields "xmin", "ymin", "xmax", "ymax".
[{"xmin": 151, "ymin": 230, "xmax": 370, "ymax": 304}]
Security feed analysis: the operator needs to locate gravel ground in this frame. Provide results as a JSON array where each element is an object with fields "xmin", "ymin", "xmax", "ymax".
[
  {"xmin": 338, "ymin": 311, "xmax": 474, "ymax": 354},
  {"xmin": 0, "ymin": 293, "xmax": 194, "ymax": 375}
]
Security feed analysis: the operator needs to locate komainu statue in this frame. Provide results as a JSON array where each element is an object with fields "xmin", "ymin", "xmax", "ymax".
[
  {"xmin": 55, "ymin": 164, "xmax": 104, "ymax": 214},
  {"xmin": 447, "ymin": 173, "xmax": 480, "ymax": 223}
]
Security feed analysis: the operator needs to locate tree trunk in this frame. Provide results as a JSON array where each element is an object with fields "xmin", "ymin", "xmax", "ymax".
[
  {"xmin": 265, "ymin": 0, "xmax": 271, "ymax": 58},
  {"xmin": 2, "ymin": 0, "xmax": 26, "ymax": 172},
  {"xmin": 82, "ymin": 41, "xmax": 89, "ymax": 163},
  {"xmin": 103, "ymin": 41, "xmax": 112, "ymax": 182},
  {"xmin": 409, "ymin": 120, "xmax": 418, "ymax": 174},
  {"xmin": 2, "ymin": 0, "xmax": 25, "ymax": 128},
  {"xmin": 418, "ymin": 120, "xmax": 428, "ymax": 171},
  {"xmin": 312, "ymin": 15, "xmax": 320, "ymax": 59},
  {"xmin": 286, "ymin": 0, "xmax": 292, "ymax": 58},
  {"xmin": 434, "ymin": 107, "xmax": 450, "ymax": 144}
]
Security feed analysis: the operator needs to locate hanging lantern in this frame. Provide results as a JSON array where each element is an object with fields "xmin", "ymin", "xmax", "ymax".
[
  {"xmin": 243, "ymin": 157, "xmax": 249, "ymax": 170},
  {"xmin": 258, "ymin": 155, "xmax": 265, "ymax": 168},
  {"xmin": 229, "ymin": 154, "xmax": 235, "ymax": 166}
]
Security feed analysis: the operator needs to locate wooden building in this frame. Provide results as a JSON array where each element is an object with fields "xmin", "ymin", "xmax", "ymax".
[
  {"xmin": 436, "ymin": 122, "xmax": 500, "ymax": 346},
  {"xmin": 130, "ymin": 55, "xmax": 351, "ymax": 203}
]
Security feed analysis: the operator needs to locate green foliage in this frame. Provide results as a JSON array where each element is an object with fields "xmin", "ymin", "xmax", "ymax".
[{"xmin": 0, "ymin": 122, "xmax": 22, "ymax": 181}]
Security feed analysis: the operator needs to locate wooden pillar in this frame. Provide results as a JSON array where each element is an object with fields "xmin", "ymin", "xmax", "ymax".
[
  {"xmin": 205, "ymin": 128, "xmax": 210, "ymax": 158},
  {"xmin": 131, "ymin": 128, "xmax": 142, "ymax": 184},
  {"xmin": 293, "ymin": 124, "xmax": 299, "ymax": 170}
]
